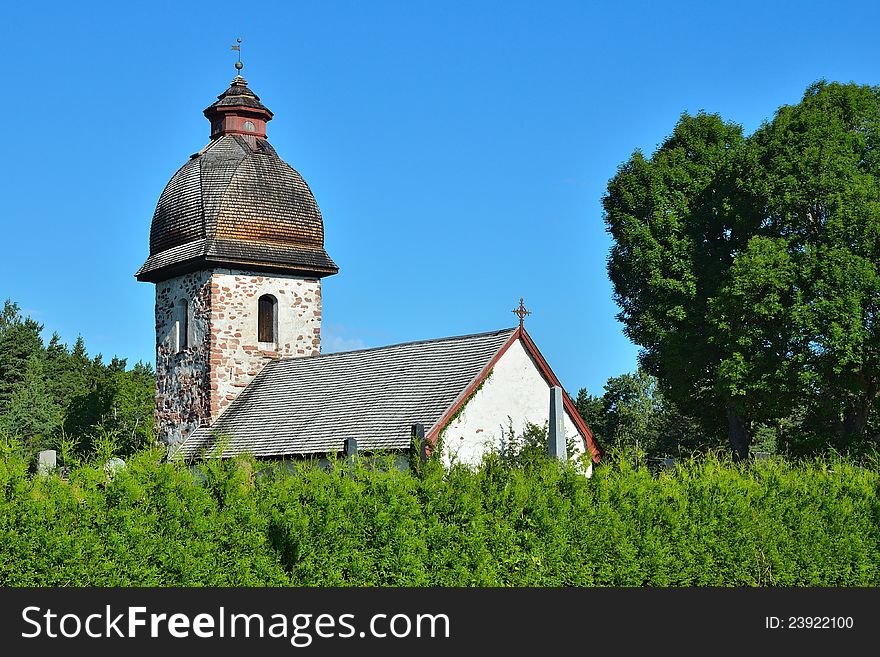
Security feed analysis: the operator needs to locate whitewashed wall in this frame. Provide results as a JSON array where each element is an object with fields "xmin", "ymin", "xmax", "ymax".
[{"xmin": 440, "ymin": 338, "xmax": 588, "ymax": 468}]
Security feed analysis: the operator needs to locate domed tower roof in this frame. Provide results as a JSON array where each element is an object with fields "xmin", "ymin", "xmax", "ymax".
[{"xmin": 136, "ymin": 76, "xmax": 338, "ymax": 282}]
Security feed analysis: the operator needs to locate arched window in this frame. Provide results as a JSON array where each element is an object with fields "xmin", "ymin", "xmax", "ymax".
[
  {"xmin": 258, "ymin": 294, "xmax": 277, "ymax": 345},
  {"xmin": 174, "ymin": 298, "xmax": 189, "ymax": 353}
]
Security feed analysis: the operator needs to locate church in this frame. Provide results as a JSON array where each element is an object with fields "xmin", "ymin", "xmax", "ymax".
[{"xmin": 135, "ymin": 67, "xmax": 601, "ymax": 469}]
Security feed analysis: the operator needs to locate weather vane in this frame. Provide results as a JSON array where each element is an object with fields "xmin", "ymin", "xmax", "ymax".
[
  {"xmin": 512, "ymin": 297, "xmax": 531, "ymax": 329},
  {"xmin": 231, "ymin": 37, "xmax": 243, "ymax": 72}
]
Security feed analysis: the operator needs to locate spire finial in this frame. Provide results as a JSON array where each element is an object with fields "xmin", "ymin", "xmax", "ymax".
[
  {"xmin": 512, "ymin": 297, "xmax": 531, "ymax": 329},
  {"xmin": 231, "ymin": 37, "xmax": 243, "ymax": 72}
]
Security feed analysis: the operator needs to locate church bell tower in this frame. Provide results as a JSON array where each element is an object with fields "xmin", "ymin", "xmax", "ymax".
[{"xmin": 136, "ymin": 68, "xmax": 338, "ymax": 447}]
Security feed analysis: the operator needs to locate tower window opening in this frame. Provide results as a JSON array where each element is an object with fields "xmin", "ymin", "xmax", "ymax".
[
  {"xmin": 258, "ymin": 294, "xmax": 278, "ymax": 345},
  {"xmin": 174, "ymin": 298, "xmax": 189, "ymax": 353}
]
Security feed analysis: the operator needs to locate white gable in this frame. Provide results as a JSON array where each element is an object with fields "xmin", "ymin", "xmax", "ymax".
[{"xmin": 439, "ymin": 338, "xmax": 587, "ymax": 467}]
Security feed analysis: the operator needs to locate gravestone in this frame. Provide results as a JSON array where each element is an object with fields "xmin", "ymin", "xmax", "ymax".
[
  {"xmin": 37, "ymin": 450, "xmax": 57, "ymax": 477},
  {"xmin": 104, "ymin": 457, "xmax": 126, "ymax": 479}
]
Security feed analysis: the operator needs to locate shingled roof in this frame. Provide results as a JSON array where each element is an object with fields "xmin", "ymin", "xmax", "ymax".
[
  {"xmin": 173, "ymin": 328, "xmax": 518, "ymax": 459},
  {"xmin": 205, "ymin": 75, "xmax": 273, "ymax": 113},
  {"xmin": 136, "ymin": 78, "xmax": 337, "ymax": 282}
]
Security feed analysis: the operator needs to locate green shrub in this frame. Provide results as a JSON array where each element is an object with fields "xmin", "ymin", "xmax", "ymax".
[{"xmin": 0, "ymin": 444, "xmax": 877, "ymax": 586}]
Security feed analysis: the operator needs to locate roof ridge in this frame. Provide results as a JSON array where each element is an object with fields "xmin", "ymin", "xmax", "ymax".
[
  {"xmin": 268, "ymin": 326, "xmax": 518, "ymax": 363},
  {"xmin": 190, "ymin": 135, "xmax": 229, "ymax": 159}
]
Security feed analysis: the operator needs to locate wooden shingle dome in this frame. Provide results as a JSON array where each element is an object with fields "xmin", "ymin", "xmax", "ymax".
[{"xmin": 136, "ymin": 76, "xmax": 338, "ymax": 282}]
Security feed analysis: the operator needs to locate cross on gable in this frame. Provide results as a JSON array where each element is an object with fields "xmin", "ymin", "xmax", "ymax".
[{"xmin": 512, "ymin": 297, "xmax": 531, "ymax": 329}]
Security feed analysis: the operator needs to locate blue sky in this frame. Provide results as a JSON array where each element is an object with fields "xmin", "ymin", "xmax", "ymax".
[{"xmin": 2, "ymin": 0, "xmax": 879, "ymax": 396}]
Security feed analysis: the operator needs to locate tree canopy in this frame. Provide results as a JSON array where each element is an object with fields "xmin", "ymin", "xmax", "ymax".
[
  {"xmin": 604, "ymin": 81, "xmax": 880, "ymax": 458},
  {"xmin": 575, "ymin": 369, "xmax": 706, "ymax": 461},
  {"xmin": 0, "ymin": 299, "xmax": 154, "ymax": 461}
]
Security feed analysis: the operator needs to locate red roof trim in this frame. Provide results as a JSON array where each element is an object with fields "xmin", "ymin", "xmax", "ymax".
[
  {"xmin": 425, "ymin": 330, "xmax": 520, "ymax": 454},
  {"xmin": 517, "ymin": 328, "xmax": 603, "ymax": 462},
  {"xmin": 426, "ymin": 327, "xmax": 603, "ymax": 462}
]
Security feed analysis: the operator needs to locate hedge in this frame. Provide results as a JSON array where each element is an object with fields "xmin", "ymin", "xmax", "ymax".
[{"xmin": 1, "ymin": 443, "xmax": 878, "ymax": 586}]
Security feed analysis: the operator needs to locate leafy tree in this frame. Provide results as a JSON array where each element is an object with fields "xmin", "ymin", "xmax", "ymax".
[
  {"xmin": 601, "ymin": 370, "xmax": 660, "ymax": 452},
  {"xmin": 576, "ymin": 370, "xmax": 707, "ymax": 460},
  {"xmin": 603, "ymin": 113, "xmax": 750, "ymax": 455},
  {"xmin": 65, "ymin": 357, "xmax": 155, "ymax": 456},
  {"xmin": 746, "ymin": 81, "xmax": 880, "ymax": 453},
  {"xmin": 108, "ymin": 361, "xmax": 156, "ymax": 452},
  {"xmin": 604, "ymin": 82, "xmax": 880, "ymax": 457},
  {"xmin": 706, "ymin": 235, "xmax": 808, "ymax": 451}
]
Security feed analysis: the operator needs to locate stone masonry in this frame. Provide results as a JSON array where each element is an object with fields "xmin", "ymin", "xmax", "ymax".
[
  {"xmin": 155, "ymin": 268, "xmax": 322, "ymax": 446},
  {"xmin": 155, "ymin": 270, "xmax": 212, "ymax": 446}
]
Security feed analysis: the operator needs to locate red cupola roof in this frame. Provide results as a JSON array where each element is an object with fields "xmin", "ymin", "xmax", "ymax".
[{"xmin": 203, "ymin": 75, "xmax": 273, "ymax": 140}]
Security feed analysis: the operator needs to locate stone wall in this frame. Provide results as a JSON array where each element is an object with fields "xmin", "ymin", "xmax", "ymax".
[
  {"xmin": 155, "ymin": 270, "xmax": 213, "ymax": 446},
  {"xmin": 209, "ymin": 270, "xmax": 322, "ymax": 420},
  {"xmin": 154, "ymin": 268, "xmax": 322, "ymax": 447}
]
